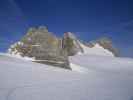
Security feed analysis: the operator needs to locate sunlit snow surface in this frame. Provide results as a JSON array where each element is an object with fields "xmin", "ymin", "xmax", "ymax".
[
  {"xmin": 79, "ymin": 43, "xmax": 114, "ymax": 57},
  {"xmin": 0, "ymin": 53, "xmax": 133, "ymax": 100}
]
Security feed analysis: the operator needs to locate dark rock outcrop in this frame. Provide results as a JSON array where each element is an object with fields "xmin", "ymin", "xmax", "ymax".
[
  {"xmin": 62, "ymin": 32, "xmax": 83, "ymax": 56},
  {"xmin": 9, "ymin": 26, "xmax": 70, "ymax": 69}
]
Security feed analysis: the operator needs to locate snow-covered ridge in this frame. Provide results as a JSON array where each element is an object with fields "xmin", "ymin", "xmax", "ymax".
[
  {"xmin": 7, "ymin": 29, "xmax": 117, "ymax": 70},
  {"xmin": 63, "ymin": 32, "xmax": 115, "ymax": 57},
  {"xmin": 78, "ymin": 42, "xmax": 114, "ymax": 57}
]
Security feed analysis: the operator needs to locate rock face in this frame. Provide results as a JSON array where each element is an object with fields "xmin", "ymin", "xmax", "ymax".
[
  {"xmin": 62, "ymin": 32, "xmax": 83, "ymax": 56},
  {"xmin": 9, "ymin": 26, "xmax": 70, "ymax": 69},
  {"xmin": 8, "ymin": 26, "xmax": 119, "ymax": 70}
]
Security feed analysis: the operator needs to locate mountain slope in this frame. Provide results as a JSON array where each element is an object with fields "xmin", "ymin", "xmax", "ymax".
[
  {"xmin": 8, "ymin": 26, "xmax": 70, "ymax": 69},
  {"xmin": 70, "ymin": 54, "xmax": 133, "ymax": 74},
  {"xmin": 0, "ymin": 53, "xmax": 133, "ymax": 100},
  {"xmin": 8, "ymin": 27, "xmax": 118, "ymax": 70},
  {"xmin": 79, "ymin": 42, "xmax": 114, "ymax": 56},
  {"xmin": 62, "ymin": 32, "xmax": 116, "ymax": 57}
]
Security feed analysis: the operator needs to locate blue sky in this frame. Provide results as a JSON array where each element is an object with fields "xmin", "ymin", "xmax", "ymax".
[{"xmin": 0, "ymin": 0, "xmax": 133, "ymax": 57}]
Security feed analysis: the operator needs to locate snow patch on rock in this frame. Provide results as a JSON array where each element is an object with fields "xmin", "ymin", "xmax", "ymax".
[{"xmin": 7, "ymin": 41, "xmax": 35, "ymax": 61}]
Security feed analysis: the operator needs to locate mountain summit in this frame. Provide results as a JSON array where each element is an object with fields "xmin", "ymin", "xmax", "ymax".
[
  {"xmin": 62, "ymin": 32, "xmax": 83, "ymax": 56},
  {"xmin": 8, "ymin": 26, "xmax": 119, "ymax": 69},
  {"xmin": 8, "ymin": 26, "xmax": 70, "ymax": 69}
]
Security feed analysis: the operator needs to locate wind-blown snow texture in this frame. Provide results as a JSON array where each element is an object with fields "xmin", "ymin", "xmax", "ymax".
[{"xmin": 0, "ymin": 53, "xmax": 133, "ymax": 100}]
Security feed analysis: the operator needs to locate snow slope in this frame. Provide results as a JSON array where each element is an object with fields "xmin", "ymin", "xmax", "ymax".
[
  {"xmin": 70, "ymin": 54, "xmax": 133, "ymax": 75},
  {"xmin": 0, "ymin": 53, "xmax": 133, "ymax": 100},
  {"xmin": 79, "ymin": 43, "xmax": 114, "ymax": 57}
]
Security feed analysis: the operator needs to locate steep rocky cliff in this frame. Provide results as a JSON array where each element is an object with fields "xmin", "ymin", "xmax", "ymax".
[
  {"xmin": 8, "ymin": 26, "xmax": 119, "ymax": 70},
  {"xmin": 8, "ymin": 26, "xmax": 70, "ymax": 69},
  {"xmin": 62, "ymin": 32, "xmax": 83, "ymax": 56}
]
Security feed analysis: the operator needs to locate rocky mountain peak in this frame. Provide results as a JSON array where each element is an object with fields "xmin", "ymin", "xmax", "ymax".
[
  {"xmin": 62, "ymin": 32, "xmax": 83, "ymax": 56},
  {"xmin": 8, "ymin": 26, "xmax": 70, "ymax": 69},
  {"xmin": 97, "ymin": 38, "xmax": 119, "ymax": 57},
  {"xmin": 85, "ymin": 37, "xmax": 119, "ymax": 57},
  {"xmin": 63, "ymin": 32, "xmax": 77, "ymax": 40},
  {"xmin": 8, "ymin": 26, "xmax": 120, "ymax": 70}
]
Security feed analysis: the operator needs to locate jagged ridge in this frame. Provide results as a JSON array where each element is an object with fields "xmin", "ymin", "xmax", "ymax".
[{"xmin": 8, "ymin": 26, "xmax": 119, "ymax": 69}]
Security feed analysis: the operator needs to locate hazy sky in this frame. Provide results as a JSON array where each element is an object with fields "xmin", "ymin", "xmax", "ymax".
[{"xmin": 0, "ymin": 0, "xmax": 133, "ymax": 57}]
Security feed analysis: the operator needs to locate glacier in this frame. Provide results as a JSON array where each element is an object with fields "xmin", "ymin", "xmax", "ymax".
[{"xmin": 0, "ymin": 53, "xmax": 133, "ymax": 100}]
